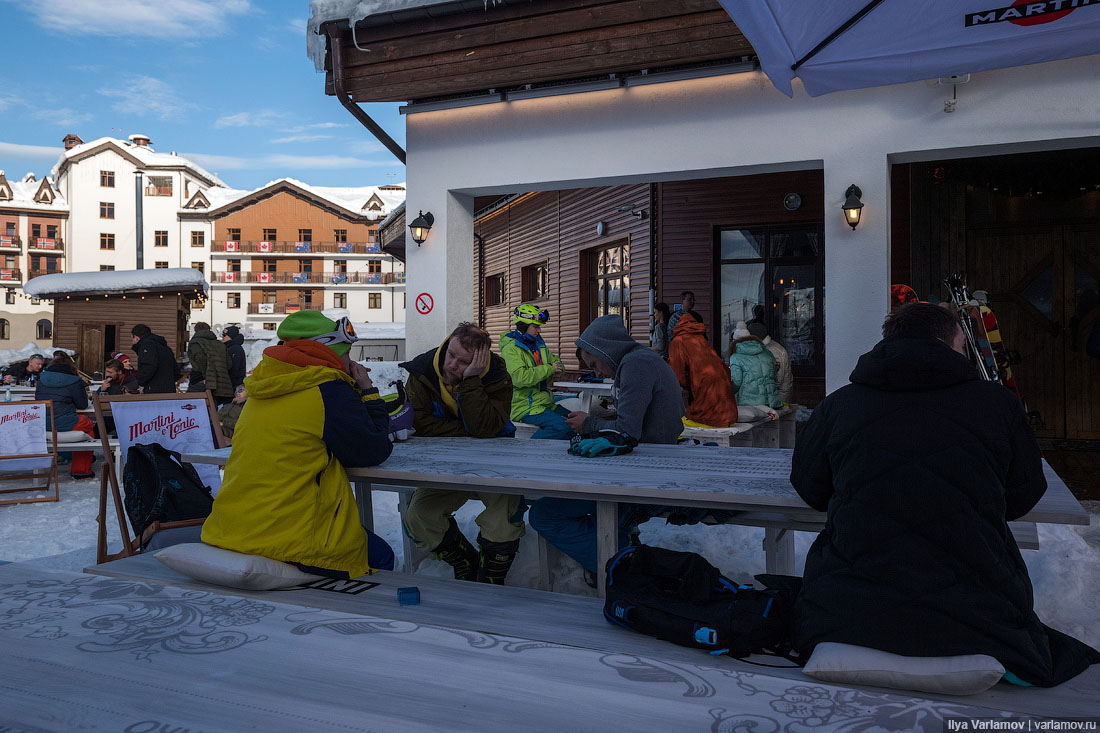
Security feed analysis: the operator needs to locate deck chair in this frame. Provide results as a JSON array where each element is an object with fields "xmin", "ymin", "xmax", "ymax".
[
  {"xmin": 0, "ymin": 400, "xmax": 59, "ymax": 506},
  {"xmin": 94, "ymin": 392, "xmax": 226, "ymax": 563}
]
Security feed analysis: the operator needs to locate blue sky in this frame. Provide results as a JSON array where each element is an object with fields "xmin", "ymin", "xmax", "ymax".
[{"xmin": 0, "ymin": 0, "xmax": 405, "ymax": 190}]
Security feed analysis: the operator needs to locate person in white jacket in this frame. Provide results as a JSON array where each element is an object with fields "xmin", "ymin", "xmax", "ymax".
[{"xmin": 747, "ymin": 322, "xmax": 792, "ymax": 404}]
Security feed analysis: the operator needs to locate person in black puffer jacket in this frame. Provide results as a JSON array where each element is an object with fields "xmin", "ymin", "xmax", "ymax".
[
  {"xmin": 222, "ymin": 325, "xmax": 246, "ymax": 389},
  {"xmin": 35, "ymin": 355, "xmax": 95, "ymax": 478},
  {"xmin": 792, "ymin": 303, "xmax": 1099, "ymax": 688},
  {"xmin": 131, "ymin": 324, "xmax": 178, "ymax": 394}
]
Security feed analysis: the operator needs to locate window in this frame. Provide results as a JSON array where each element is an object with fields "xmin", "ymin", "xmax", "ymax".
[
  {"xmin": 155, "ymin": 261, "xmax": 168, "ymax": 269},
  {"xmin": 588, "ymin": 242, "xmax": 630, "ymax": 330},
  {"xmin": 146, "ymin": 175, "xmax": 172, "ymax": 196},
  {"xmin": 226, "ymin": 227, "xmax": 241, "ymax": 242},
  {"xmin": 301, "ymin": 290, "xmax": 314, "ymax": 307},
  {"xmin": 367, "ymin": 259, "xmax": 382, "ymax": 274},
  {"xmin": 100, "ymin": 265, "xmax": 115, "ymax": 271},
  {"xmin": 333, "ymin": 292, "xmax": 347, "ymax": 308},
  {"xmin": 333, "ymin": 229, "xmax": 347, "ymax": 243},
  {"xmin": 4, "ymin": 289, "xmax": 13, "ymax": 304},
  {"xmin": 31, "ymin": 223, "xmax": 41, "ymax": 238},
  {"xmin": 0, "ymin": 318, "xmax": 8, "ymax": 340},
  {"xmin": 333, "ymin": 259, "xmax": 347, "ymax": 274},
  {"xmin": 717, "ymin": 225, "xmax": 824, "ymax": 374},
  {"xmin": 191, "ymin": 261, "xmax": 204, "ymax": 274},
  {"xmin": 262, "ymin": 228, "xmax": 276, "ymax": 241},
  {"xmin": 368, "ymin": 293, "xmax": 382, "ymax": 309},
  {"xmin": 262, "ymin": 290, "xmax": 276, "ymax": 304},
  {"xmin": 261, "ymin": 258, "xmax": 277, "ymax": 273},
  {"xmin": 36, "ymin": 319, "xmax": 52, "ymax": 340},
  {"xmin": 263, "ymin": 322, "xmax": 276, "ymax": 330},
  {"xmin": 100, "ymin": 170, "xmax": 115, "ymax": 188},
  {"xmin": 191, "ymin": 230, "xmax": 205, "ymax": 247},
  {"xmin": 99, "ymin": 202, "xmax": 114, "ymax": 219},
  {"xmin": 99, "ymin": 233, "xmax": 115, "ymax": 250},
  {"xmin": 45, "ymin": 257, "xmax": 58, "ymax": 273},
  {"xmin": 154, "ymin": 230, "xmax": 168, "ymax": 247},
  {"xmin": 367, "ymin": 229, "xmax": 377, "ymax": 243},
  {"xmin": 227, "ymin": 258, "xmax": 241, "ymax": 273},
  {"xmin": 298, "ymin": 259, "xmax": 312, "ymax": 273},
  {"xmin": 4, "ymin": 222, "xmax": 14, "ymax": 235},
  {"xmin": 522, "ymin": 262, "xmax": 549, "ymax": 301},
  {"xmin": 485, "ymin": 273, "xmax": 505, "ymax": 307},
  {"xmin": 227, "ymin": 292, "xmax": 241, "ymax": 309},
  {"xmin": 3, "ymin": 255, "xmax": 13, "ymax": 268},
  {"xmin": 46, "ymin": 224, "xmax": 57, "ymax": 239},
  {"xmin": 298, "ymin": 229, "xmax": 312, "ymax": 242}
]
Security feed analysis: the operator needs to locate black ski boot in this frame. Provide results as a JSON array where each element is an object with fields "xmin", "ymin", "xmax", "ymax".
[
  {"xmin": 477, "ymin": 535, "xmax": 520, "ymax": 585},
  {"xmin": 432, "ymin": 518, "xmax": 479, "ymax": 581}
]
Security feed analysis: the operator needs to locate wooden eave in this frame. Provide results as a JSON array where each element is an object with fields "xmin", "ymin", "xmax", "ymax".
[
  {"xmin": 179, "ymin": 180, "xmax": 371, "ymax": 222},
  {"xmin": 33, "ymin": 179, "xmax": 55, "ymax": 204},
  {"xmin": 322, "ymin": 0, "xmax": 755, "ymax": 103},
  {"xmin": 0, "ymin": 173, "xmax": 11, "ymax": 201},
  {"xmin": 42, "ymin": 285, "xmax": 204, "ymax": 300},
  {"xmin": 183, "ymin": 190, "xmax": 211, "ymax": 209}
]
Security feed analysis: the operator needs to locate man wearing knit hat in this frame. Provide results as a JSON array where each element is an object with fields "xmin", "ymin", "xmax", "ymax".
[{"xmin": 202, "ymin": 310, "xmax": 396, "ymax": 578}]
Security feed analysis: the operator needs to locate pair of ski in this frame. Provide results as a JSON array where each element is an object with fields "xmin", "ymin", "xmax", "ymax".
[{"xmin": 943, "ymin": 274, "xmax": 1023, "ymax": 402}]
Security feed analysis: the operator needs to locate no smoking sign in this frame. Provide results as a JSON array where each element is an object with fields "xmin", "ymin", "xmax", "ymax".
[{"xmin": 415, "ymin": 292, "xmax": 434, "ymax": 315}]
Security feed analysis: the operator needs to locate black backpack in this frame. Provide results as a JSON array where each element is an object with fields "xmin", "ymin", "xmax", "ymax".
[
  {"xmin": 122, "ymin": 443, "xmax": 214, "ymax": 541},
  {"xmin": 604, "ymin": 545, "xmax": 802, "ymax": 660}
]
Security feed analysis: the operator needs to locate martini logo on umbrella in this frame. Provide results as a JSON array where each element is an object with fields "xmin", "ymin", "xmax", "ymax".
[{"xmin": 966, "ymin": 0, "xmax": 1096, "ymax": 27}]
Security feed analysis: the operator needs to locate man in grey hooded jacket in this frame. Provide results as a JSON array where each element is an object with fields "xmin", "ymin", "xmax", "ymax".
[{"xmin": 529, "ymin": 314, "xmax": 684, "ymax": 578}]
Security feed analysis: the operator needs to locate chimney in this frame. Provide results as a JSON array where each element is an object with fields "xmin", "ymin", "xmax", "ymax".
[
  {"xmin": 128, "ymin": 133, "xmax": 152, "ymax": 147},
  {"xmin": 62, "ymin": 134, "xmax": 83, "ymax": 151}
]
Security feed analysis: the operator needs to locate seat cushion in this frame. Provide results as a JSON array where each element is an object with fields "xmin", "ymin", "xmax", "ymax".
[
  {"xmin": 802, "ymin": 642, "xmax": 1005, "ymax": 695},
  {"xmin": 155, "ymin": 543, "xmax": 324, "ymax": 590},
  {"xmin": 55, "ymin": 430, "xmax": 92, "ymax": 443}
]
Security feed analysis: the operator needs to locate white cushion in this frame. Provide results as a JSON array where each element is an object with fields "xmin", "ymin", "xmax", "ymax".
[
  {"xmin": 803, "ymin": 642, "xmax": 1005, "ymax": 696},
  {"xmin": 155, "ymin": 543, "xmax": 324, "ymax": 590},
  {"xmin": 55, "ymin": 430, "xmax": 92, "ymax": 443},
  {"xmin": 736, "ymin": 405, "xmax": 774, "ymax": 423},
  {"xmin": 555, "ymin": 397, "xmax": 585, "ymax": 413}
]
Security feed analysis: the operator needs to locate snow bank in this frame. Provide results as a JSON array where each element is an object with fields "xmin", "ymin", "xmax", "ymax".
[
  {"xmin": 0, "ymin": 343, "xmax": 74, "ymax": 369},
  {"xmin": 22, "ymin": 268, "xmax": 207, "ymax": 298}
]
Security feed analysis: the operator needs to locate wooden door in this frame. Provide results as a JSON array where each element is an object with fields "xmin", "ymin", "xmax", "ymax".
[
  {"xmin": 78, "ymin": 323, "xmax": 103, "ymax": 377},
  {"xmin": 1063, "ymin": 225, "xmax": 1100, "ymax": 439}
]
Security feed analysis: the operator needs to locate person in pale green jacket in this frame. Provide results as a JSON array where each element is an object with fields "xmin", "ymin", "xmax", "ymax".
[
  {"xmin": 499, "ymin": 304, "xmax": 573, "ymax": 439},
  {"xmin": 728, "ymin": 321, "xmax": 784, "ymax": 409}
]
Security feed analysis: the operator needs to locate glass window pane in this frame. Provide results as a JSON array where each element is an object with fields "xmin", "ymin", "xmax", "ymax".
[
  {"xmin": 773, "ymin": 264, "xmax": 816, "ymax": 366},
  {"xmin": 1021, "ymin": 267, "xmax": 1054, "ymax": 320},
  {"xmin": 770, "ymin": 228, "xmax": 821, "ymax": 258},
  {"xmin": 720, "ymin": 230, "xmax": 764, "ymax": 260},
  {"xmin": 719, "ymin": 262, "xmax": 765, "ymax": 344}
]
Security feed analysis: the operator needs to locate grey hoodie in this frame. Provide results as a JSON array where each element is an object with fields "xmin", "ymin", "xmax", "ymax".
[{"xmin": 575, "ymin": 314, "xmax": 684, "ymax": 444}]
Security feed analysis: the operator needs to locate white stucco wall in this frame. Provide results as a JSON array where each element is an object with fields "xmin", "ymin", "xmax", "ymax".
[{"xmin": 402, "ymin": 53, "xmax": 1100, "ymax": 393}]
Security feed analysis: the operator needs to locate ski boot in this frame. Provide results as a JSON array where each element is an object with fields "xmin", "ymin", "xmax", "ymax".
[
  {"xmin": 477, "ymin": 535, "xmax": 520, "ymax": 585},
  {"xmin": 431, "ymin": 518, "xmax": 479, "ymax": 581}
]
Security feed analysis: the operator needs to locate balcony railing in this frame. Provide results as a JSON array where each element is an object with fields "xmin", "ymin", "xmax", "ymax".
[
  {"xmin": 27, "ymin": 268, "xmax": 63, "ymax": 280},
  {"xmin": 212, "ymin": 271, "xmax": 404, "ymax": 285},
  {"xmin": 211, "ymin": 240, "xmax": 382, "ymax": 255},
  {"xmin": 0, "ymin": 268, "xmax": 23, "ymax": 282},
  {"xmin": 0, "ymin": 235, "xmax": 21, "ymax": 249},
  {"xmin": 246, "ymin": 302, "xmax": 327, "ymax": 315},
  {"xmin": 28, "ymin": 237, "xmax": 64, "ymax": 252},
  {"xmin": 145, "ymin": 185, "xmax": 173, "ymax": 197}
]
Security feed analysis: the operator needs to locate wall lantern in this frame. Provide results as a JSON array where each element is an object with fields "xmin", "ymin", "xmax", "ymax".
[
  {"xmin": 408, "ymin": 210, "xmax": 435, "ymax": 246},
  {"xmin": 842, "ymin": 185, "xmax": 863, "ymax": 229}
]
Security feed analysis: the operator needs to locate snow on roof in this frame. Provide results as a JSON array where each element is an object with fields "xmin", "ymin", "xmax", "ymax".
[
  {"xmin": 52, "ymin": 137, "xmax": 221, "ymax": 185},
  {"xmin": 0, "ymin": 176, "xmax": 68, "ymax": 213},
  {"xmin": 192, "ymin": 177, "xmax": 405, "ymax": 219},
  {"xmin": 22, "ymin": 268, "xmax": 208, "ymax": 298},
  {"xmin": 307, "ymin": 0, "xmax": 501, "ymax": 70}
]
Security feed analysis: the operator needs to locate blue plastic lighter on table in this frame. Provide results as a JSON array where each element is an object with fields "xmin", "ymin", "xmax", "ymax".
[{"xmin": 397, "ymin": 586, "xmax": 420, "ymax": 605}]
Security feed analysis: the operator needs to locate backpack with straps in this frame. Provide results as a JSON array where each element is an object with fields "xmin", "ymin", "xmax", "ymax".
[
  {"xmin": 604, "ymin": 544, "xmax": 802, "ymax": 661},
  {"xmin": 122, "ymin": 443, "xmax": 214, "ymax": 541}
]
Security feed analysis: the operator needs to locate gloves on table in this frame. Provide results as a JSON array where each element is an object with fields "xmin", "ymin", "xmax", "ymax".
[{"xmin": 568, "ymin": 430, "xmax": 638, "ymax": 458}]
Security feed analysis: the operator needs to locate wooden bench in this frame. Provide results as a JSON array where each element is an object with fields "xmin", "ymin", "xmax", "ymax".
[{"xmin": 81, "ymin": 552, "xmax": 1100, "ymax": 721}]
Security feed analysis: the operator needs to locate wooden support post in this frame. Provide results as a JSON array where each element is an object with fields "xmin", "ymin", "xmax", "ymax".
[
  {"xmin": 353, "ymin": 481, "xmax": 374, "ymax": 533},
  {"xmin": 779, "ymin": 406, "xmax": 798, "ymax": 449},
  {"xmin": 763, "ymin": 527, "xmax": 795, "ymax": 575},
  {"xmin": 536, "ymin": 534, "xmax": 556, "ymax": 591},
  {"xmin": 596, "ymin": 500, "xmax": 618, "ymax": 598}
]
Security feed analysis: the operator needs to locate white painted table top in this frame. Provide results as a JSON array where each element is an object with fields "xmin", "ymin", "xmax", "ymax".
[
  {"xmin": 183, "ymin": 439, "xmax": 1087, "ymax": 525},
  {"xmin": 553, "ymin": 380, "xmax": 614, "ymax": 394}
]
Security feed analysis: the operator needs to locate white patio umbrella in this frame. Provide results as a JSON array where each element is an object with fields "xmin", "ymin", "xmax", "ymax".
[{"xmin": 719, "ymin": 0, "xmax": 1100, "ymax": 96}]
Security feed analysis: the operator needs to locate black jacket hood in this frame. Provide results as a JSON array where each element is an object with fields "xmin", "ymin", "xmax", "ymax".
[{"xmin": 849, "ymin": 337, "xmax": 978, "ymax": 392}]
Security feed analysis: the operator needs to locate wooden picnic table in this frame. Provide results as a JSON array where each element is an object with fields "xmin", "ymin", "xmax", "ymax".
[{"xmin": 183, "ymin": 439, "xmax": 1086, "ymax": 596}]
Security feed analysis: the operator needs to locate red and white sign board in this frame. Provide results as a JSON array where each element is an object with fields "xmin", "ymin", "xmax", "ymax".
[
  {"xmin": 112, "ymin": 398, "xmax": 222, "ymax": 494},
  {"xmin": 0, "ymin": 402, "xmax": 50, "ymax": 472},
  {"xmin": 257, "ymin": 241, "xmax": 272, "ymax": 252},
  {"xmin": 415, "ymin": 292, "xmax": 434, "ymax": 315}
]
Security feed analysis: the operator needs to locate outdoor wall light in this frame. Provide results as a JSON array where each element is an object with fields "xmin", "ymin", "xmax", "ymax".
[
  {"xmin": 408, "ymin": 210, "xmax": 435, "ymax": 246},
  {"xmin": 842, "ymin": 185, "xmax": 863, "ymax": 229}
]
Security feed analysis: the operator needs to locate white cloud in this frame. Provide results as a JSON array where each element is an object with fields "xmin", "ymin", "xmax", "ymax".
[
  {"xmin": 0, "ymin": 141, "xmax": 64, "ymax": 159},
  {"xmin": 182, "ymin": 151, "xmax": 391, "ymax": 171},
  {"xmin": 278, "ymin": 121, "xmax": 348, "ymax": 133},
  {"xmin": 32, "ymin": 107, "xmax": 93, "ymax": 127},
  {"xmin": 0, "ymin": 93, "xmax": 24, "ymax": 112},
  {"xmin": 215, "ymin": 109, "xmax": 287, "ymax": 129},
  {"xmin": 349, "ymin": 140, "xmax": 383, "ymax": 155},
  {"xmin": 287, "ymin": 16, "xmax": 305, "ymax": 34},
  {"xmin": 99, "ymin": 75, "xmax": 196, "ymax": 121},
  {"xmin": 269, "ymin": 134, "xmax": 333, "ymax": 144},
  {"xmin": 12, "ymin": 0, "xmax": 252, "ymax": 39}
]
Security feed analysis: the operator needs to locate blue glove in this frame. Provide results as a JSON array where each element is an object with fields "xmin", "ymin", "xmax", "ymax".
[{"xmin": 568, "ymin": 430, "xmax": 637, "ymax": 457}]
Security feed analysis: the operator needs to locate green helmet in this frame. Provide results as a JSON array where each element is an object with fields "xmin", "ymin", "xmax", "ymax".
[{"xmin": 514, "ymin": 304, "xmax": 550, "ymax": 326}]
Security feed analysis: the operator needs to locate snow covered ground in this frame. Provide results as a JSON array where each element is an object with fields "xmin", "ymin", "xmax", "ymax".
[{"xmin": 2, "ymin": 469, "xmax": 1098, "ymax": 650}]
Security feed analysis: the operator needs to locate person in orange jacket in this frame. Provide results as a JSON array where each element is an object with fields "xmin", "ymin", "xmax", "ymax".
[{"xmin": 668, "ymin": 312, "xmax": 738, "ymax": 427}]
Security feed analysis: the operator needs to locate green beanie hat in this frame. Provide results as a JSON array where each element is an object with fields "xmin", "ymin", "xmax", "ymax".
[{"xmin": 277, "ymin": 311, "xmax": 352, "ymax": 356}]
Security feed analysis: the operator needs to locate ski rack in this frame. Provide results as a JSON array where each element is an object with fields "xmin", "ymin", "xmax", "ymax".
[{"xmin": 943, "ymin": 274, "xmax": 1000, "ymax": 383}]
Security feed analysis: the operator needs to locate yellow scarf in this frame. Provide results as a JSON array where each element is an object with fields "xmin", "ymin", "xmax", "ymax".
[{"xmin": 433, "ymin": 335, "xmax": 490, "ymax": 416}]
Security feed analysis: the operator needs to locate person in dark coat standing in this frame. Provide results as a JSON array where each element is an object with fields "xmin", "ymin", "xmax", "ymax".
[
  {"xmin": 186, "ymin": 322, "xmax": 233, "ymax": 404},
  {"xmin": 35, "ymin": 354, "xmax": 95, "ymax": 478},
  {"xmin": 222, "ymin": 325, "xmax": 247, "ymax": 389},
  {"xmin": 131, "ymin": 324, "xmax": 177, "ymax": 394},
  {"xmin": 792, "ymin": 302, "xmax": 1099, "ymax": 688}
]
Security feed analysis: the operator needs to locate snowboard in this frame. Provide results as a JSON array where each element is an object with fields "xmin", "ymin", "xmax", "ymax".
[{"xmin": 979, "ymin": 304, "xmax": 1024, "ymax": 403}]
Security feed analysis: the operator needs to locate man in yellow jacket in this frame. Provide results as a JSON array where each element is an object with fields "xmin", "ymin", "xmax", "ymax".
[{"xmin": 202, "ymin": 311, "xmax": 395, "ymax": 578}]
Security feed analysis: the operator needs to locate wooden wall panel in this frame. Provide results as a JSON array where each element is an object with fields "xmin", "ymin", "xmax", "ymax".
[
  {"xmin": 216, "ymin": 191, "xmax": 376, "ymax": 243},
  {"xmin": 54, "ymin": 294, "xmax": 189, "ymax": 373}
]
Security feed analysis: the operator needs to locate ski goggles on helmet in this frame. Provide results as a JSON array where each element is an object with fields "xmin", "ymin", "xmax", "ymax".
[
  {"xmin": 514, "ymin": 306, "xmax": 550, "ymax": 324},
  {"xmin": 308, "ymin": 316, "xmax": 358, "ymax": 347}
]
